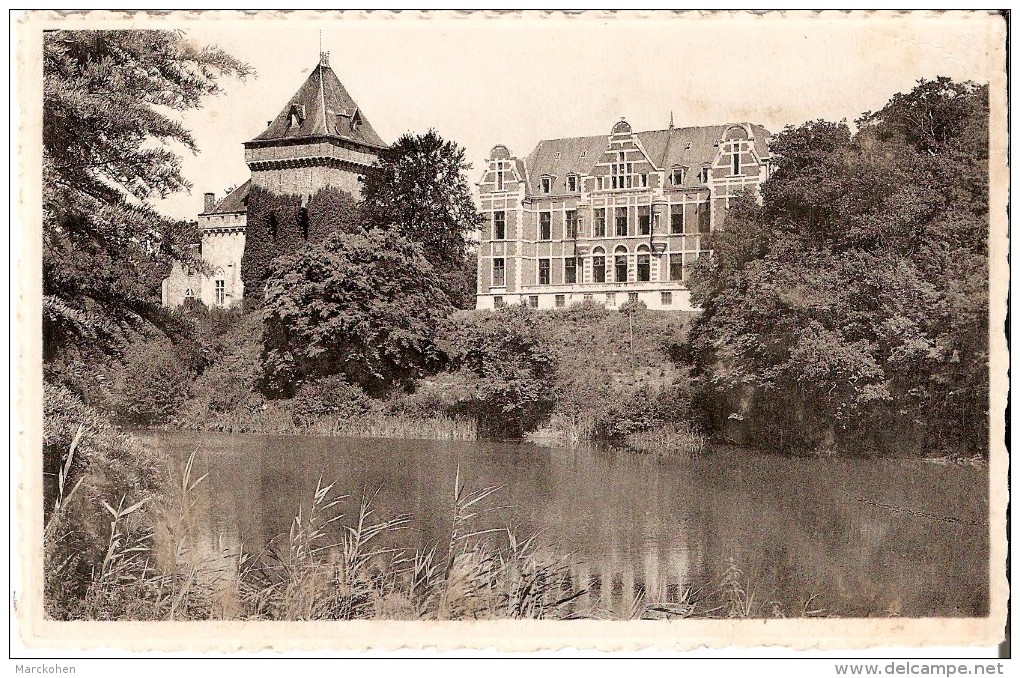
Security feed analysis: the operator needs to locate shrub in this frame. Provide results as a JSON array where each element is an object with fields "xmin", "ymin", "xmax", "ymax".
[
  {"xmin": 105, "ymin": 337, "xmax": 198, "ymax": 426},
  {"xmin": 291, "ymin": 375, "xmax": 372, "ymax": 423}
]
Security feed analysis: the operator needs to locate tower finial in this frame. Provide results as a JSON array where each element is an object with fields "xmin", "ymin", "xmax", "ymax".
[
  {"xmin": 669, "ymin": 110, "xmax": 674, "ymax": 129},
  {"xmin": 320, "ymin": 50, "xmax": 330, "ymax": 68}
]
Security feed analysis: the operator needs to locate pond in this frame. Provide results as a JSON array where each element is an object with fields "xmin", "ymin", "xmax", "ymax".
[{"xmin": 142, "ymin": 431, "xmax": 989, "ymax": 618}]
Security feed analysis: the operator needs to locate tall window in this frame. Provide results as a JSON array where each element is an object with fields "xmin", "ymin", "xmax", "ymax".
[
  {"xmin": 539, "ymin": 212, "xmax": 551, "ymax": 240},
  {"xmin": 671, "ymin": 167, "xmax": 685, "ymax": 185},
  {"xmin": 564, "ymin": 257, "xmax": 577, "ymax": 284},
  {"xmin": 594, "ymin": 208, "xmax": 606, "ymax": 237},
  {"xmin": 592, "ymin": 249, "xmax": 606, "ymax": 283},
  {"xmin": 725, "ymin": 140, "xmax": 745, "ymax": 176},
  {"xmin": 567, "ymin": 175, "xmax": 578, "ymax": 192},
  {"xmin": 614, "ymin": 246, "xmax": 628, "ymax": 283},
  {"xmin": 565, "ymin": 210, "xmax": 578, "ymax": 239},
  {"xmin": 495, "ymin": 160, "xmax": 508, "ymax": 191},
  {"xmin": 215, "ymin": 279, "xmax": 225, "ymax": 305},
  {"xmin": 698, "ymin": 204, "xmax": 711, "ymax": 234},
  {"xmin": 699, "ymin": 167, "xmax": 709, "ymax": 183},
  {"xmin": 541, "ymin": 176, "xmax": 552, "ymax": 193},
  {"xmin": 669, "ymin": 253, "xmax": 683, "ymax": 281},
  {"xmin": 615, "ymin": 207, "xmax": 628, "ymax": 236},
  {"xmin": 538, "ymin": 258, "xmax": 550, "ymax": 285},
  {"xmin": 493, "ymin": 211, "xmax": 506, "ymax": 240},
  {"xmin": 611, "ymin": 151, "xmax": 635, "ymax": 189},
  {"xmin": 637, "ymin": 247, "xmax": 650, "ymax": 282},
  {"xmin": 671, "ymin": 204, "xmax": 684, "ymax": 234},
  {"xmin": 492, "ymin": 257, "xmax": 506, "ymax": 287},
  {"xmin": 638, "ymin": 206, "xmax": 650, "ymax": 235}
]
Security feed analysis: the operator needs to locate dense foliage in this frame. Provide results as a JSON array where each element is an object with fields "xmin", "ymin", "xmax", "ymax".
[
  {"xmin": 441, "ymin": 305, "xmax": 558, "ymax": 437},
  {"xmin": 689, "ymin": 78, "xmax": 989, "ymax": 455},
  {"xmin": 361, "ymin": 130, "xmax": 483, "ymax": 309},
  {"xmin": 261, "ymin": 229, "xmax": 454, "ymax": 397},
  {"xmin": 240, "ymin": 185, "xmax": 361, "ymax": 294},
  {"xmin": 43, "ymin": 30, "xmax": 249, "ymax": 360}
]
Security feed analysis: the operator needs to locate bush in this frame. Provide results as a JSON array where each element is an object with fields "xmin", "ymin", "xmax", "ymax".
[
  {"xmin": 291, "ymin": 375, "xmax": 372, "ymax": 423},
  {"xmin": 442, "ymin": 306, "xmax": 557, "ymax": 438},
  {"xmin": 105, "ymin": 337, "xmax": 198, "ymax": 426}
]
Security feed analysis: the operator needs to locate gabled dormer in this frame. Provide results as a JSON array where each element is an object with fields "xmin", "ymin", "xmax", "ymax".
[
  {"xmin": 478, "ymin": 145, "xmax": 525, "ymax": 194},
  {"xmin": 589, "ymin": 119, "xmax": 660, "ymax": 192}
]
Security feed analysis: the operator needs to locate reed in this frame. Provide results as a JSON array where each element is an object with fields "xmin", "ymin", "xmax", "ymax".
[{"xmin": 623, "ymin": 422, "xmax": 706, "ymax": 457}]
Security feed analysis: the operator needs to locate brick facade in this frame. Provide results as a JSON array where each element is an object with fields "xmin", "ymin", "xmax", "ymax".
[{"xmin": 475, "ymin": 120, "xmax": 771, "ymax": 311}]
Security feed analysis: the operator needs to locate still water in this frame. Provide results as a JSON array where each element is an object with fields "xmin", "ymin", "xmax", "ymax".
[{"xmin": 143, "ymin": 431, "xmax": 989, "ymax": 618}]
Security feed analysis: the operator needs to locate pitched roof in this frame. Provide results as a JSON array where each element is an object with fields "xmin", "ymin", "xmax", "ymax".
[
  {"xmin": 522, "ymin": 123, "xmax": 772, "ymax": 194},
  {"xmin": 247, "ymin": 61, "xmax": 386, "ymax": 149},
  {"xmin": 205, "ymin": 180, "xmax": 250, "ymax": 215}
]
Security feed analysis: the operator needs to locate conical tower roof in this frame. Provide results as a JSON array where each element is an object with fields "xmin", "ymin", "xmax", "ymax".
[{"xmin": 247, "ymin": 53, "xmax": 386, "ymax": 150}]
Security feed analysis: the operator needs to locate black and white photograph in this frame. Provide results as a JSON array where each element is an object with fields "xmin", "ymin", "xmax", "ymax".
[{"xmin": 12, "ymin": 9, "xmax": 1009, "ymax": 660}]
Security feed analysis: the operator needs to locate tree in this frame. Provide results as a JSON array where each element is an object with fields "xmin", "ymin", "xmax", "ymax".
[
  {"xmin": 360, "ymin": 130, "xmax": 483, "ymax": 309},
  {"xmin": 688, "ymin": 78, "xmax": 989, "ymax": 456},
  {"xmin": 441, "ymin": 305, "xmax": 557, "ymax": 438},
  {"xmin": 261, "ymin": 229, "xmax": 453, "ymax": 397},
  {"xmin": 43, "ymin": 30, "xmax": 250, "ymax": 360}
]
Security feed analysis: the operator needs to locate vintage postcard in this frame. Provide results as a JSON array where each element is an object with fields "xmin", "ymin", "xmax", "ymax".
[{"xmin": 12, "ymin": 9, "xmax": 1009, "ymax": 655}]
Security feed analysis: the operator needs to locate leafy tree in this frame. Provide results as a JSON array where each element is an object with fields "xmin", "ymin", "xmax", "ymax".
[
  {"xmin": 43, "ymin": 30, "xmax": 249, "ymax": 359},
  {"xmin": 360, "ymin": 130, "xmax": 483, "ymax": 308},
  {"xmin": 261, "ymin": 229, "xmax": 453, "ymax": 397},
  {"xmin": 441, "ymin": 305, "xmax": 557, "ymax": 437},
  {"xmin": 689, "ymin": 78, "xmax": 989, "ymax": 456}
]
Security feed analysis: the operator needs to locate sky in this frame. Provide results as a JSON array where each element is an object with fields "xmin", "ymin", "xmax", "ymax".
[{"xmin": 152, "ymin": 12, "xmax": 1003, "ymax": 220}]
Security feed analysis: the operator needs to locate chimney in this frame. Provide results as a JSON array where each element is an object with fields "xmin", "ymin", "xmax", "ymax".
[
  {"xmin": 320, "ymin": 51, "xmax": 330, "ymax": 68},
  {"xmin": 203, "ymin": 192, "xmax": 215, "ymax": 213}
]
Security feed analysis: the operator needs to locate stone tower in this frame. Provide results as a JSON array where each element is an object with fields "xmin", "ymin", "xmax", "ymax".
[{"xmin": 243, "ymin": 51, "xmax": 387, "ymax": 199}]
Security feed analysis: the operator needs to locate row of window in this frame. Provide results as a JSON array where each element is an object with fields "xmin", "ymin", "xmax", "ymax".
[
  {"xmin": 535, "ymin": 168, "xmax": 711, "ymax": 195},
  {"xmin": 489, "ymin": 204, "xmax": 711, "ymax": 241},
  {"xmin": 490, "ymin": 250, "xmax": 698, "ymax": 287},
  {"xmin": 493, "ymin": 290, "xmax": 675, "ymax": 308}
]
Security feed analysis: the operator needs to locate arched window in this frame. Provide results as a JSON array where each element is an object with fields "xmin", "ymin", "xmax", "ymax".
[
  {"xmin": 592, "ymin": 247, "xmax": 606, "ymax": 283},
  {"xmin": 614, "ymin": 245, "xmax": 629, "ymax": 283},
  {"xmin": 637, "ymin": 244, "xmax": 651, "ymax": 282}
]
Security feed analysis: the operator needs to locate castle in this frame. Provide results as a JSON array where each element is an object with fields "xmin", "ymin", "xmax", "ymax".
[
  {"xmin": 163, "ymin": 56, "xmax": 771, "ymax": 313},
  {"xmin": 161, "ymin": 52, "xmax": 386, "ymax": 309},
  {"xmin": 474, "ymin": 119, "xmax": 771, "ymax": 311}
]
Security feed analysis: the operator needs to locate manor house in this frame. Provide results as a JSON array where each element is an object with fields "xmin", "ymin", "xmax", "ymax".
[
  {"xmin": 475, "ymin": 119, "xmax": 771, "ymax": 311},
  {"xmin": 162, "ymin": 53, "xmax": 386, "ymax": 309}
]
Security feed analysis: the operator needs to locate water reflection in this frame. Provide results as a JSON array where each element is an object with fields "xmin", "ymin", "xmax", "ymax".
[{"xmin": 147, "ymin": 432, "xmax": 989, "ymax": 618}]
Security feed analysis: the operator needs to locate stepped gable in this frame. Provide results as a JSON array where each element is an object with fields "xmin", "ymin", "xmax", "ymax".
[{"xmin": 246, "ymin": 53, "xmax": 386, "ymax": 150}]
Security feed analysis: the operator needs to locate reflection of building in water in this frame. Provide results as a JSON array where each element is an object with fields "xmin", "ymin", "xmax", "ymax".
[
  {"xmin": 568, "ymin": 532, "xmax": 697, "ymax": 616},
  {"xmin": 188, "ymin": 439, "xmax": 266, "ymax": 580}
]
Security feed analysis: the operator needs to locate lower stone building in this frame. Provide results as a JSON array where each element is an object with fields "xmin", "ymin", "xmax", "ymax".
[
  {"xmin": 475, "ymin": 119, "xmax": 772, "ymax": 311},
  {"xmin": 162, "ymin": 185, "xmax": 249, "ymax": 309}
]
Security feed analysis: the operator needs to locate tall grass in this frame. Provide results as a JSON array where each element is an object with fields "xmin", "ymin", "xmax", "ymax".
[
  {"xmin": 193, "ymin": 404, "xmax": 478, "ymax": 441},
  {"xmin": 623, "ymin": 422, "xmax": 706, "ymax": 457}
]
